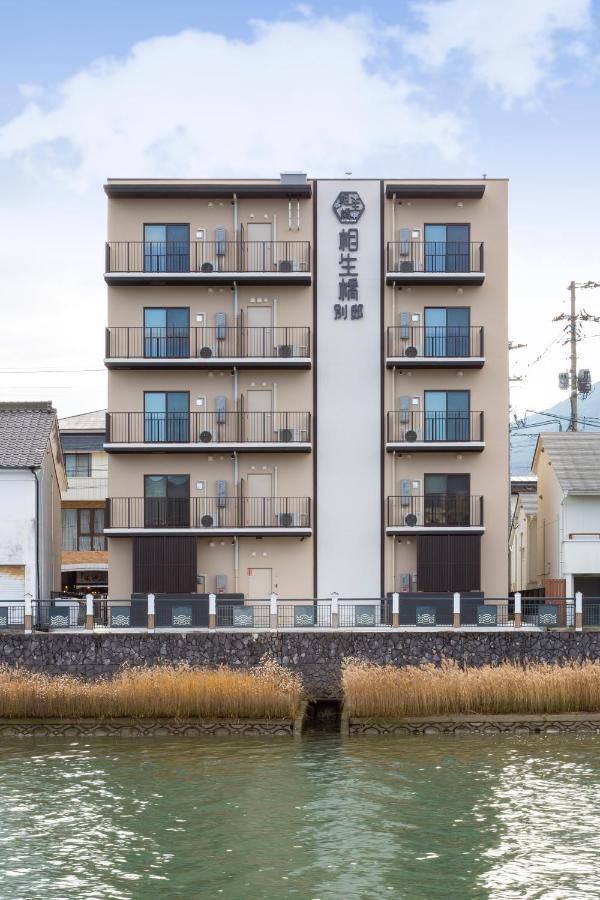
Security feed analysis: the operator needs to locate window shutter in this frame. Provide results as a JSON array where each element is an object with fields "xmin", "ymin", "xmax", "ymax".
[
  {"xmin": 215, "ymin": 395, "xmax": 226, "ymax": 424},
  {"xmin": 216, "ymin": 479, "xmax": 227, "ymax": 508},
  {"xmin": 399, "ymin": 311, "xmax": 410, "ymax": 339},
  {"xmin": 399, "ymin": 395, "xmax": 410, "ymax": 424},
  {"xmin": 215, "ymin": 312, "xmax": 226, "ymax": 341},
  {"xmin": 215, "ymin": 227, "xmax": 226, "ymax": 256}
]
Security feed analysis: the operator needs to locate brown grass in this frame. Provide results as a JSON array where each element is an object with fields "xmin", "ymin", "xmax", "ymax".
[
  {"xmin": 0, "ymin": 661, "xmax": 302, "ymax": 720},
  {"xmin": 342, "ymin": 659, "xmax": 600, "ymax": 717}
]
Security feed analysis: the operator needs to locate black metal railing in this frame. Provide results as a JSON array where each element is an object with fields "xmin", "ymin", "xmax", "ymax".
[
  {"xmin": 33, "ymin": 601, "xmax": 86, "ymax": 629},
  {"xmin": 0, "ymin": 605, "xmax": 26, "ymax": 628},
  {"xmin": 387, "ymin": 411, "xmax": 484, "ymax": 444},
  {"xmin": 105, "ymin": 326, "xmax": 311, "ymax": 360},
  {"xmin": 107, "ymin": 412, "xmax": 311, "ymax": 445},
  {"xmin": 106, "ymin": 497, "xmax": 311, "ymax": 530},
  {"xmin": 387, "ymin": 241, "xmax": 484, "ymax": 274},
  {"xmin": 105, "ymin": 241, "xmax": 311, "ymax": 274},
  {"xmin": 387, "ymin": 494, "xmax": 484, "ymax": 528},
  {"xmin": 276, "ymin": 604, "xmax": 332, "ymax": 628},
  {"xmin": 387, "ymin": 326, "xmax": 483, "ymax": 359},
  {"xmin": 217, "ymin": 605, "xmax": 271, "ymax": 628}
]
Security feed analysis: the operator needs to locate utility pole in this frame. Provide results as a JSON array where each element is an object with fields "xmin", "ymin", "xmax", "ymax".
[
  {"xmin": 554, "ymin": 280, "xmax": 600, "ymax": 430},
  {"xmin": 568, "ymin": 280, "xmax": 578, "ymax": 431}
]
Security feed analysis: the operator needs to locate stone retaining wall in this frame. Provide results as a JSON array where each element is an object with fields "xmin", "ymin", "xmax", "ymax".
[
  {"xmin": 345, "ymin": 714, "xmax": 600, "ymax": 735},
  {"xmin": 2, "ymin": 631, "xmax": 600, "ymax": 698}
]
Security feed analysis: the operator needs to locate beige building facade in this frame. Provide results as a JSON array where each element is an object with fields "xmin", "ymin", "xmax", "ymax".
[{"xmin": 103, "ymin": 176, "xmax": 509, "ymax": 601}]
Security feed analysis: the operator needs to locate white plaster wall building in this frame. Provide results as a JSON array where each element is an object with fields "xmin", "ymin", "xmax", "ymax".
[
  {"xmin": 533, "ymin": 433, "xmax": 600, "ymax": 597},
  {"xmin": 0, "ymin": 402, "xmax": 66, "ymax": 604}
]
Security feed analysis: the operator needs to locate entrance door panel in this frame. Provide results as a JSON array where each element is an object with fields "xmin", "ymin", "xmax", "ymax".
[
  {"xmin": 246, "ymin": 391, "xmax": 273, "ymax": 442},
  {"xmin": 246, "ymin": 223, "xmax": 273, "ymax": 272},
  {"xmin": 247, "ymin": 567, "xmax": 272, "ymax": 600},
  {"xmin": 245, "ymin": 473, "xmax": 273, "ymax": 527},
  {"xmin": 245, "ymin": 306, "xmax": 273, "ymax": 357}
]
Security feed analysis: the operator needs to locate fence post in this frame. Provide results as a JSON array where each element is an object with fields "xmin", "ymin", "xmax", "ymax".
[
  {"xmin": 453, "ymin": 592, "xmax": 461, "ymax": 629},
  {"xmin": 208, "ymin": 593, "xmax": 217, "ymax": 630},
  {"xmin": 270, "ymin": 592, "xmax": 278, "ymax": 630},
  {"xmin": 331, "ymin": 592, "xmax": 339, "ymax": 629},
  {"xmin": 85, "ymin": 593, "xmax": 94, "ymax": 630},
  {"xmin": 575, "ymin": 591, "xmax": 583, "ymax": 631},
  {"xmin": 147, "ymin": 593, "xmax": 155, "ymax": 632},
  {"xmin": 24, "ymin": 593, "xmax": 32, "ymax": 634},
  {"xmin": 514, "ymin": 592, "xmax": 522, "ymax": 628},
  {"xmin": 392, "ymin": 592, "xmax": 400, "ymax": 627}
]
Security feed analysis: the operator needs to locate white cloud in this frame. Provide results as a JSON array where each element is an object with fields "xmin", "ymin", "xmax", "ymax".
[
  {"xmin": 406, "ymin": 0, "xmax": 592, "ymax": 102},
  {"xmin": 0, "ymin": 15, "xmax": 463, "ymax": 187}
]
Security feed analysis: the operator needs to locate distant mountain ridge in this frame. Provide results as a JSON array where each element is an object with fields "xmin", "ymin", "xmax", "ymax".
[{"xmin": 511, "ymin": 384, "xmax": 600, "ymax": 474}]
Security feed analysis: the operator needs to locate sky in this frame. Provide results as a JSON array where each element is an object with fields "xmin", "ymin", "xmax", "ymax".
[{"xmin": 0, "ymin": 0, "xmax": 599, "ymax": 420}]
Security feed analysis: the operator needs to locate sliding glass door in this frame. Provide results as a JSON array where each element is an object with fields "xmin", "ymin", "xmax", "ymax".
[
  {"xmin": 424, "ymin": 224, "xmax": 470, "ymax": 273},
  {"xmin": 144, "ymin": 307, "xmax": 190, "ymax": 358},
  {"xmin": 144, "ymin": 475, "xmax": 190, "ymax": 528},
  {"xmin": 143, "ymin": 224, "xmax": 190, "ymax": 273},
  {"xmin": 424, "ymin": 307, "xmax": 470, "ymax": 357},
  {"xmin": 424, "ymin": 391, "xmax": 470, "ymax": 441},
  {"xmin": 144, "ymin": 392, "xmax": 189, "ymax": 443}
]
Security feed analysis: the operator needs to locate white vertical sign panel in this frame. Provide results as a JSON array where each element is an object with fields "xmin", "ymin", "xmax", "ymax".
[{"xmin": 316, "ymin": 180, "xmax": 381, "ymax": 597}]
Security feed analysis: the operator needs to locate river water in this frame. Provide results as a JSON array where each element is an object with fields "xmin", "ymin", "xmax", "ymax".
[{"xmin": 1, "ymin": 734, "xmax": 600, "ymax": 899}]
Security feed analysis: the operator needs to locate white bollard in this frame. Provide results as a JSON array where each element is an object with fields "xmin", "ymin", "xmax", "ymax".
[
  {"xmin": 392, "ymin": 592, "xmax": 400, "ymax": 627},
  {"xmin": 270, "ymin": 592, "xmax": 278, "ymax": 629},
  {"xmin": 24, "ymin": 593, "xmax": 32, "ymax": 634},
  {"xmin": 85, "ymin": 593, "xmax": 94, "ymax": 630},
  {"xmin": 514, "ymin": 592, "xmax": 522, "ymax": 627},
  {"xmin": 147, "ymin": 593, "xmax": 156, "ymax": 631},
  {"xmin": 575, "ymin": 591, "xmax": 583, "ymax": 631},
  {"xmin": 453, "ymin": 592, "xmax": 461, "ymax": 628},
  {"xmin": 208, "ymin": 593, "xmax": 217, "ymax": 629},
  {"xmin": 331, "ymin": 591, "xmax": 339, "ymax": 628}
]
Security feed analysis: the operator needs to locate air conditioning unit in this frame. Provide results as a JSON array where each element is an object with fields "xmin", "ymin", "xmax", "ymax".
[
  {"xmin": 198, "ymin": 429, "xmax": 215, "ymax": 444},
  {"xmin": 278, "ymin": 260, "xmax": 293, "ymax": 272},
  {"xmin": 399, "ymin": 261, "xmax": 415, "ymax": 273},
  {"xmin": 199, "ymin": 260, "xmax": 219, "ymax": 273},
  {"xmin": 278, "ymin": 427, "xmax": 301, "ymax": 443},
  {"xmin": 277, "ymin": 344, "xmax": 300, "ymax": 358},
  {"xmin": 198, "ymin": 345, "xmax": 217, "ymax": 359},
  {"xmin": 278, "ymin": 511, "xmax": 301, "ymax": 527},
  {"xmin": 404, "ymin": 511, "xmax": 422, "ymax": 527},
  {"xmin": 200, "ymin": 511, "xmax": 219, "ymax": 528},
  {"xmin": 404, "ymin": 426, "xmax": 422, "ymax": 443}
]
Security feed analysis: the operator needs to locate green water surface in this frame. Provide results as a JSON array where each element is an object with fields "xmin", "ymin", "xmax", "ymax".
[{"xmin": 1, "ymin": 734, "xmax": 599, "ymax": 899}]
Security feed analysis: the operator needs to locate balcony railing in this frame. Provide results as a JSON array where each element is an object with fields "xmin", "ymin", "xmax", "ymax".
[
  {"xmin": 387, "ymin": 411, "xmax": 484, "ymax": 445},
  {"xmin": 105, "ymin": 326, "xmax": 311, "ymax": 361},
  {"xmin": 387, "ymin": 326, "xmax": 484, "ymax": 360},
  {"xmin": 106, "ymin": 412, "xmax": 311, "ymax": 446},
  {"xmin": 387, "ymin": 241, "xmax": 484, "ymax": 274},
  {"xmin": 106, "ymin": 497, "xmax": 311, "ymax": 530},
  {"xmin": 105, "ymin": 241, "xmax": 311, "ymax": 274},
  {"xmin": 387, "ymin": 494, "xmax": 484, "ymax": 529}
]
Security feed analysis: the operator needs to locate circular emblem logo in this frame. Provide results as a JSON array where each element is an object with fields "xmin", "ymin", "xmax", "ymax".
[{"xmin": 332, "ymin": 191, "xmax": 365, "ymax": 224}]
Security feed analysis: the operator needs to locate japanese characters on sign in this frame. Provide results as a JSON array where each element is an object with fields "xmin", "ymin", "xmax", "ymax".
[{"xmin": 332, "ymin": 191, "xmax": 365, "ymax": 322}]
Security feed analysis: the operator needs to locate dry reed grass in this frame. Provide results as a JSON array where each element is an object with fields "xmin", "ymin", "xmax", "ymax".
[
  {"xmin": 342, "ymin": 659, "xmax": 600, "ymax": 717},
  {"xmin": 0, "ymin": 660, "xmax": 302, "ymax": 720}
]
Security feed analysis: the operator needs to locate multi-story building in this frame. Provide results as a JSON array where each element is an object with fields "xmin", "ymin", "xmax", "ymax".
[
  {"xmin": 103, "ymin": 176, "xmax": 508, "ymax": 601},
  {"xmin": 59, "ymin": 410, "xmax": 108, "ymax": 596}
]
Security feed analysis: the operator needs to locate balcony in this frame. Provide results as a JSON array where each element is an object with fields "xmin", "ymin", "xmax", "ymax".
[
  {"xmin": 386, "ymin": 412, "xmax": 484, "ymax": 452},
  {"xmin": 104, "ymin": 241, "xmax": 312, "ymax": 285},
  {"xmin": 386, "ymin": 241, "xmax": 484, "ymax": 285},
  {"xmin": 105, "ymin": 412, "xmax": 311, "ymax": 452},
  {"xmin": 386, "ymin": 326, "xmax": 484, "ymax": 369},
  {"xmin": 387, "ymin": 494, "xmax": 484, "ymax": 533},
  {"xmin": 105, "ymin": 497, "xmax": 312, "ymax": 535},
  {"xmin": 105, "ymin": 326, "xmax": 311, "ymax": 370}
]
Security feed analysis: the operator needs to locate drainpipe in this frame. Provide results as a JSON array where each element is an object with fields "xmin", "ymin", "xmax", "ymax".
[
  {"xmin": 233, "ymin": 453, "xmax": 239, "ymax": 593},
  {"xmin": 233, "ymin": 281, "xmax": 238, "ymax": 322},
  {"xmin": 29, "ymin": 467, "xmax": 41, "ymax": 601},
  {"xmin": 233, "ymin": 193, "xmax": 238, "ymax": 237}
]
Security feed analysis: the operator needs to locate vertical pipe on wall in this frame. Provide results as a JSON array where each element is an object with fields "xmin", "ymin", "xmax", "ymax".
[
  {"xmin": 233, "ymin": 193, "xmax": 238, "ymax": 236},
  {"xmin": 233, "ymin": 282, "xmax": 238, "ymax": 322}
]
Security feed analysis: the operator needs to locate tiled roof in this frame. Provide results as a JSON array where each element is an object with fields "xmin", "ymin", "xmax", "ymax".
[
  {"xmin": 59, "ymin": 409, "xmax": 106, "ymax": 432},
  {"xmin": 0, "ymin": 402, "xmax": 57, "ymax": 468},
  {"xmin": 518, "ymin": 492, "xmax": 538, "ymax": 515},
  {"xmin": 540, "ymin": 432, "xmax": 600, "ymax": 493}
]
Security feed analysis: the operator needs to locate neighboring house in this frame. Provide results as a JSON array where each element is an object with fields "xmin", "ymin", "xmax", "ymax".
[
  {"xmin": 509, "ymin": 489, "xmax": 539, "ymax": 594},
  {"xmin": 59, "ymin": 410, "xmax": 108, "ymax": 596},
  {"xmin": 533, "ymin": 433, "xmax": 600, "ymax": 597},
  {"xmin": 0, "ymin": 402, "xmax": 66, "ymax": 602}
]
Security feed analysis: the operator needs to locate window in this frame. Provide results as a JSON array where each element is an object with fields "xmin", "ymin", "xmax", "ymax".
[
  {"xmin": 424, "ymin": 474, "xmax": 470, "ymax": 526},
  {"xmin": 62, "ymin": 508, "xmax": 106, "ymax": 550},
  {"xmin": 144, "ymin": 475, "xmax": 190, "ymax": 527},
  {"xmin": 424, "ymin": 308, "xmax": 470, "ymax": 357},
  {"xmin": 424, "ymin": 224, "xmax": 470, "ymax": 272},
  {"xmin": 424, "ymin": 391, "xmax": 470, "ymax": 441},
  {"xmin": 144, "ymin": 392, "xmax": 189, "ymax": 442},
  {"xmin": 144, "ymin": 307, "xmax": 190, "ymax": 358},
  {"xmin": 143, "ymin": 224, "xmax": 190, "ymax": 273},
  {"xmin": 65, "ymin": 453, "xmax": 92, "ymax": 478}
]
